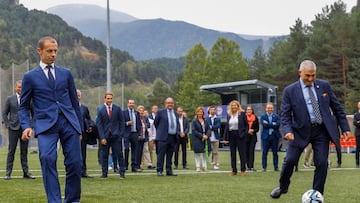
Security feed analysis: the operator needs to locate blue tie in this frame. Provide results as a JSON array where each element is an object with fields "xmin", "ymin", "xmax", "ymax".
[{"xmin": 46, "ymin": 65, "xmax": 55, "ymax": 89}]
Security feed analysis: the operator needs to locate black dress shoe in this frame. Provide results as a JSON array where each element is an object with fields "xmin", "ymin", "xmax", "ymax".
[
  {"xmin": 147, "ymin": 166, "xmax": 156, "ymax": 169},
  {"xmin": 183, "ymin": 165, "xmax": 189, "ymax": 169},
  {"xmin": 132, "ymin": 168, "xmax": 142, "ymax": 172},
  {"xmin": 100, "ymin": 175, "xmax": 108, "ymax": 178},
  {"xmin": 270, "ymin": 187, "xmax": 288, "ymax": 199},
  {"xmin": 23, "ymin": 174, "xmax": 36, "ymax": 179},
  {"xmin": 120, "ymin": 174, "xmax": 125, "ymax": 179},
  {"xmin": 81, "ymin": 174, "xmax": 93, "ymax": 178},
  {"xmin": 166, "ymin": 172, "xmax": 177, "ymax": 176},
  {"xmin": 174, "ymin": 166, "xmax": 178, "ymax": 169},
  {"xmin": 4, "ymin": 175, "xmax": 11, "ymax": 180},
  {"xmin": 157, "ymin": 172, "xmax": 164, "ymax": 176}
]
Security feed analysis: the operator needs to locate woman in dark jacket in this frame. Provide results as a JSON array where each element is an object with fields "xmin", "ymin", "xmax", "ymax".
[
  {"xmin": 191, "ymin": 106, "xmax": 211, "ymax": 172},
  {"xmin": 245, "ymin": 105, "xmax": 259, "ymax": 172},
  {"xmin": 223, "ymin": 100, "xmax": 248, "ymax": 176}
]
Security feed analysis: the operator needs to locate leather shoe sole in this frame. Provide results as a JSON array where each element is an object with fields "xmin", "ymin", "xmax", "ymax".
[
  {"xmin": 166, "ymin": 173, "xmax": 177, "ymax": 176},
  {"xmin": 270, "ymin": 187, "xmax": 288, "ymax": 199}
]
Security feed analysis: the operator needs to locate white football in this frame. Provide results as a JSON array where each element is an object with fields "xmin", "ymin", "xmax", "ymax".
[{"xmin": 302, "ymin": 189, "xmax": 324, "ymax": 203}]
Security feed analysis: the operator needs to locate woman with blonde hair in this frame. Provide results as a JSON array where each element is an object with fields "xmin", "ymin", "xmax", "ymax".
[
  {"xmin": 223, "ymin": 100, "xmax": 248, "ymax": 176},
  {"xmin": 191, "ymin": 106, "xmax": 211, "ymax": 172}
]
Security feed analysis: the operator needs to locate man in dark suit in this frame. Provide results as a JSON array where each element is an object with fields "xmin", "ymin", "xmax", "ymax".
[
  {"xmin": 19, "ymin": 36, "xmax": 83, "ymax": 203},
  {"xmin": 270, "ymin": 60, "xmax": 351, "ymax": 199},
  {"xmin": 260, "ymin": 102, "xmax": 281, "ymax": 172},
  {"xmin": 353, "ymin": 102, "xmax": 360, "ymax": 168},
  {"xmin": 174, "ymin": 107, "xmax": 189, "ymax": 169},
  {"xmin": 154, "ymin": 97, "xmax": 180, "ymax": 176},
  {"xmin": 96, "ymin": 92, "xmax": 126, "ymax": 179},
  {"xmin": 123, "ymin": 99, "xmax": 142, "ymax": 172},
  {"xmin": 2, "ymin": 80, "xmax": 35, "ymax": 180},
  {"xmin": 77, "ymin": 89, "xmax": 93, "ymax": 178}
]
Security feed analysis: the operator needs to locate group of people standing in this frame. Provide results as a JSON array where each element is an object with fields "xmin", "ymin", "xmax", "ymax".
[
  {"xmin": 1, "ymin": 35, "xmax": 356, "ymax": 203},
  {"xmin": 222, "ymin": 100, "xmax": 281, "ymax": 177}
]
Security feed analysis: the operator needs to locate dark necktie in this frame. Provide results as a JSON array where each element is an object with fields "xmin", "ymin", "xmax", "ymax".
[
  {"xmin": 108, "ymin": 106, "xmax": 112, "ymax": 119},
  {"xmin": 307, "ymin": 86, "xmax": 322, "ymax": 124},
  {"xmin": 46, "ymin": 65, "xmax": 55, "ymax": 89}
]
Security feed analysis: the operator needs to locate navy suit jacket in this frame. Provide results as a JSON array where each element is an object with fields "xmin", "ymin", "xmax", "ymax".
[
  {"xmin": 223, "ymin": 112, "xmax": 248, "ymax": 141},
  {"xmin": 260, "ymin": 113, "xmax": 281, "ymax": 140},
  {"xmin": 80, "ymin": 104, "xmax": 91, "ymax": 138},
  {"xmin": 96, "ymin": 104, "xmax": 124, "ymax": 139},
  {"xmin": 281, "ymin": 79, "xmax": 350, "ymax": 148},
  {"xmin": 154, "ymin": 108, "xmax": 180, "ymax": 141},
  {"xmin": 19, "ymin": 65, "xmax": 82, "ymax": 136},
  {"xmin": 206, "ymin": 116, "xmax": 221, "ymax": 140},
  {"xmin": 2, "ymin": 94, "xmax": 21, "ymax": 130},
  {"xmin": 123, "ymin": 108, "xmax": 141, "ymax": 138}
]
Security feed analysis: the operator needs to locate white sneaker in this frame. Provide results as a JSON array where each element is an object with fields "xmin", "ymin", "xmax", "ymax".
[
  {"xmin": 214, "ymin": 165, "xmax": 219, "ymax": 170},
  {"xmin": 196, "ymin": 167, "xmax": 201, "ymax": 172}
]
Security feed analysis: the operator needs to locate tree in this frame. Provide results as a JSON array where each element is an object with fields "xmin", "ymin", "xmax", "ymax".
[
  {"xmin": 206, "ymin": 38, "xmax": 249, "ymax": 83},
  {"xmin": 148, "ymin": 78, "xmax": 173, "ymax": 108}
]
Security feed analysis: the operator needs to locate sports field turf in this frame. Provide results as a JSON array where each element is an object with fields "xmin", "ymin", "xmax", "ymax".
[{"xmin": 0, "ymin": 147, "xmax": 359, "ymax": 203}]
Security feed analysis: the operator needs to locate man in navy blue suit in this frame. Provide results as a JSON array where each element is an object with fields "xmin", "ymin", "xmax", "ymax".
[
  {"xmin": 123, "ymin": 99, "xmax": 142, "ymax": 172},
  {"xmin": 19, "ymin": 36, "xmax": 82, "ymax": 203},
  {"xmin": 154, "ymin": 97, "xmax": 180, "ymax": 176},
  {"xmin": 270, "ymin": 60, "xmax": 351, "ymax": 199},
  {"xmin": 260, "ymin": 102, "xmax": 281, "ymax": 172},
  {"xmin": 96, "ymin": 92, "xmax": 126, "ymax": 179}
]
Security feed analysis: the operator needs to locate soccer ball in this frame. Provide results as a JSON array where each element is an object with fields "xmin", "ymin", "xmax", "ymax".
[{"xmin": 302, "ymin": 189, "xmax": 324, "ymax": 203}]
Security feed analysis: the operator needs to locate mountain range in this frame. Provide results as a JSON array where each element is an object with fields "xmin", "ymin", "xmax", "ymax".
[{"xmin": 47, "ymin": 4, "xmax": 285, "ymax": 60}]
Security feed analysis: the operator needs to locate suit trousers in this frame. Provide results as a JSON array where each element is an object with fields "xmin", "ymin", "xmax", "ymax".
[
  {"xmin": 174, "ymin": 137, "xmax": 187, "ymax": 167},
  {"xmin": 245, "ymin": 135, "xmax": 256, "ymax": 169},
  {"xmin": 279, "ymin": 124, "xmax": 330, "ymax": 194},
  {"xmin": 135, "ymin": 139, "xmax": 145, "ymax": 169},
  {"xmin": 101, "ymin": 136, "xmax": 125, "ymax": 176},
  {"xmin": 356, "ymin": 136, "xmax": 360, "ymax": 165},
  {"xmin": 37, "ymin": 114, "xmax": 82, "ymax": 203},
  {"xmin": 124, "ymin": 132, "xmax": 138, "ymax": 170},
  {"xmin": 261, "ymin": 135, "xmax": 279, "ymax": 170},
  {"xmin": 156, "ymin": 134, "xmax": 177, "ymax": 173},
  {"xmin": 80, "ymin": 137, "xmax": 88, "ymax": 175},
  {"xmin": 229, "ymin": 130, "xmax": 247, "ymax": 173},
  {"xmin": 6, "ymin": 128, "xmax": 29, "ymax": 175}
]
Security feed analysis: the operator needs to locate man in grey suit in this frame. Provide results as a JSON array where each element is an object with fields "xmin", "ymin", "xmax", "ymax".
[{"xmin": 2, "ymin": 80, "xmax": 35, "ymax": 180}]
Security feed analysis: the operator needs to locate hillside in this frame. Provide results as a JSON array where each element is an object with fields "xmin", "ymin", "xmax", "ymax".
[
  {"xmin": 0, "ymin": 1, "xmax": 183, "ymax": 87},
  {"xmin": 47, "ymin": 4, "xmax": 285, "ymax": 60}
]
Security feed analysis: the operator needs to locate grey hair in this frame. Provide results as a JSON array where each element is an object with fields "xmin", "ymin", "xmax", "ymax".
[{"xmin": 299, "ymin": 60, "xmax": 317, "ymax": 71}]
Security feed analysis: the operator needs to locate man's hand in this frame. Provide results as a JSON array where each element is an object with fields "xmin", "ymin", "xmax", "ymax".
[
  {"xmin": 341, "ymin": 131, "xmax": 352, "ymax": 140},
  {"xmin": 284, "ymin": 133, "xmax": 294, "ymax": 141},
  {"xmin": 22, "ymin": 128, "xmax": 33, "ymax": 141},
  {"xmin": 180, "ymin": 132, "xmax": 185, "ymax": 138},
  {"xmin": 101, "ymin": 138, "xmax": 107, "ymax": 145}
]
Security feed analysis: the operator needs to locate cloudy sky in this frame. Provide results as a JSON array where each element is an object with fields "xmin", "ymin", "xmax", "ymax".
[{"xmin": 20, "ymin": 0, "xmax": 357, "ymax": 36}]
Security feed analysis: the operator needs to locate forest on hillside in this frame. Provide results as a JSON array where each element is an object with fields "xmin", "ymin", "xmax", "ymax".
[{"xmin": 1, "ymin": 1, "xmax": 360, "ymax": 117}]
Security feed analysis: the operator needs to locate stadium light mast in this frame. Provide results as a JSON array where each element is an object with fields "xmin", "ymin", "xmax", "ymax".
[{"xmin": 106, "ymin": 0, "xmax": 111, "ymax": 92}]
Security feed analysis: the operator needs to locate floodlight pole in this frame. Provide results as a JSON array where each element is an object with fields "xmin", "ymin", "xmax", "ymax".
[{"xmin": 106, "ymin": 0, "xmax": 111, "ymax": 92}]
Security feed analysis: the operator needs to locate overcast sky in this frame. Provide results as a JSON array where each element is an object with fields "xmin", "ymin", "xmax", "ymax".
[{"xmin": 20, "ymin": 0, "xmax": 357, "ymax": 36}]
